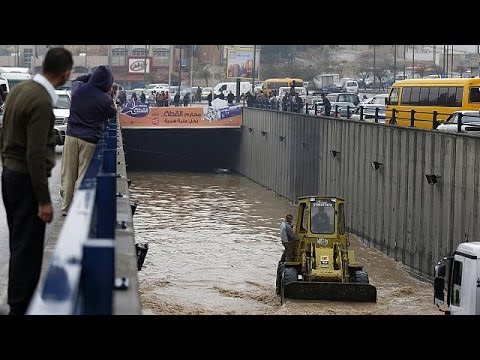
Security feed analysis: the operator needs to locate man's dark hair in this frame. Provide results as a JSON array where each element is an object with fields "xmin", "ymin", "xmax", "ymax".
[
  {"xmin": 286, "ymin": 214, "xmax": 293, "ymax": 221},
  {"xmin": 43, "ymin": 48, "xmax": 73, "ymax": 76}
]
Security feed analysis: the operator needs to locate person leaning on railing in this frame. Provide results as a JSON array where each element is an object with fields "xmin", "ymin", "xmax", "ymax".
[{"xmin": 59, "ymin": 65, "xmax": 117, "ymax": 217}]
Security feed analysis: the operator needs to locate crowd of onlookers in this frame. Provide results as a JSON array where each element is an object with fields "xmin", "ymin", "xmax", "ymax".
[{"xmin": 243, "ymin": 88, "xmax": 305, "ymax": 113}]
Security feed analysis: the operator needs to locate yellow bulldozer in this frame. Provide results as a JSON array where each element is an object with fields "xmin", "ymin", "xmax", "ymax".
[{"xmin": 276, "ymin": 196, "xmax": 377, "ymax": 303}]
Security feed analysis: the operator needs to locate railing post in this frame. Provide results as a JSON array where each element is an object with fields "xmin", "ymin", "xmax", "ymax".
[
  {"xmin": 390, "ymin": 108, "xmax": 397, "ymax": 125},
  {"xmin": 432, "ymin": 111, "xmax": 438, "ymax": 129},
  {"xmin": 410, "ymin": 109, "xmax": 415, "ymax": 127},
  {"xmin": 360, "ymin": 106, "xmax": 364, "ymax": 121},
  {"xmin": 375, "ymin": 107, "xmax": 379, "ymax": 123},
  {"xmin": 347, "ymin": 106, "xmax": 350, "ymax": 119},
  {"xmin": 96, "ymin": 172, "xmax": 116, "ymax": 239},
  {"xmin": 458, "ymin": 112, "xmax": 463, "ymax": 133},
  {"xmin": 82, "ymin": 238, "xmax": 115, "ymax": 315}
]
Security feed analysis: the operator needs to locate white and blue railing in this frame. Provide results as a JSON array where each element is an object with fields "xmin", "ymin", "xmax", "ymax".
[{"xmin": 27, "ymin": 116, "xmax": 127, "ymax": 315}]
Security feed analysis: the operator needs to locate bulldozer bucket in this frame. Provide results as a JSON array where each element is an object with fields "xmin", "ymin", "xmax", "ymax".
[{"xmin": 284, "ymin": 281, "xmax": 377, "ymax": 302}]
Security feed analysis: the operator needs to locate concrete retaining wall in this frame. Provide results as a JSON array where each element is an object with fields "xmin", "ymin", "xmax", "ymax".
[{"xmin": 237, "ymin": 108, "xmax": 480, "ymax": 277}]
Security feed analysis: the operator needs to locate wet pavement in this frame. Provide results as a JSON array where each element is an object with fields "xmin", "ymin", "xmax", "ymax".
[{"xmin": 130, "ymin": 171, "xmax": 440, "ymax": 315}]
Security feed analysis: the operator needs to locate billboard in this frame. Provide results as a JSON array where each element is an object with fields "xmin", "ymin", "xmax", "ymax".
[
  {"xmin": 119, "ymin": 103, "xmax": 242, "ymax": 129},
  {"xmin": 128, "ymin": 57, "xmax": 152, "ymax": 74},
  {"xmin": 226, "ymin": 47, "xmax": 260, "ymax": 79}
]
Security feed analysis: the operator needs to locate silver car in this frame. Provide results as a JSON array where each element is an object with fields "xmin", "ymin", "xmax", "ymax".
[{"xmin": 436, "ymin": 111, "xmax": 480, "ymax": 135}]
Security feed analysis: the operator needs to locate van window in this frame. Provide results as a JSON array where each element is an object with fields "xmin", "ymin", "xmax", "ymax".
[
  {"xmin": 469, "ymin": 87, "xmax": 480, "ymax": 103},
  {"xmin": 427, "ymin": 87, "xmax": 439, "ymax": 106},
  {"xmin": 400, "ymin": 87, "xmax": 411, "ymax": 105},
  {"xmin": 438, "ymin": 87, "xmax": 448, "ymax": 106},
  {"xmin": 410, "ymin": 87, "xmax": 420, "ymax": 105},
  {"xmin": 388, "ymin": 88, "xmax": 399, "ymax": 105},
  {"xmin": 419, "ymin": 87, "xmax": 429, "ymax": 105}
]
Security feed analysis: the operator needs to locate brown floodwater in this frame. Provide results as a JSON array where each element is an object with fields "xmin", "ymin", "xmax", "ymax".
[{"xmin": 129, "ymin": 171, "xmax": 440, "ymax": 315}]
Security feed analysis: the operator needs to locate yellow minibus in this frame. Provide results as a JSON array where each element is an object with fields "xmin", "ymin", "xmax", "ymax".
[{"xmin": 386, "ymin": 78, "xmax": 480, "ymax": 129}]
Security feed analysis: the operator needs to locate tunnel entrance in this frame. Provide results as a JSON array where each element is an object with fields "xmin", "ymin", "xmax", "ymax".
[{"xmin": 122, "ymin": 128, "xmax": 241, "ymax": 171}]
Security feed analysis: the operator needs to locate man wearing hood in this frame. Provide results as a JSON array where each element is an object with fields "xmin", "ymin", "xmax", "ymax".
[{"xmin": 60, "ymin": 65, "xmax": 117, "ymax": 216}]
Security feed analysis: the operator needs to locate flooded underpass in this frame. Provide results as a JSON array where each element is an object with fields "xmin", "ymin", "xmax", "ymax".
[{"xmin": 129, "ymin": 172, "xmax": 440, "ymax": 315}]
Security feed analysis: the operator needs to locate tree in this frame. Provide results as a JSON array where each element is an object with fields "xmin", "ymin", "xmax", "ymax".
[
  {"xmin": 356, "ymin": 52, "xmax": 372, "ymax": 90},
  {"xmin": 195, "ymin": 64, "xmax": 211, "ymax": 87},
  {"xmin": 455, "ymin": 65, "xmax": 467, "ymax": 78}
]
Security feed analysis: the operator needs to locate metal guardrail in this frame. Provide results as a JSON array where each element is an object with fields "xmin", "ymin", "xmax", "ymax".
[{"xmin": 27, "ymin": 116, "xmax": 120, "ymax": 315}]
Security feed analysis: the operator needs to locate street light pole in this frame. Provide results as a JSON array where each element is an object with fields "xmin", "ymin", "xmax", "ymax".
[
  {"xmin": 412, "ymin": 45, "xmax": 415, "ymax": 79},
  {"xmin": 143, "ymin": 44, "xmax": 148, "ymax": 88},
  {"xmin": 403, "ymin": 45, "xmax": 406, "ymax": 79},
  {"xmin": 446, "ymin": 45, "xmax": 449, "ymax": 78},
  {"xmin": 178, "ymin": 46, "xmax": 182, "ymax": 93},
  {"xmin": 124, "ymin": 45, "xmax": 128, "ymax": 89},
  {"xmin": 168, "ymin": 44, "xmax": 173, "ymax": 88},
  {"xmin": 252, "ymin": 44, "xmax": 257, "ymax": 94},
  {"xmin": 373, "ymin": 45, "xmax": 376, "ymax": 89},
  {"xmin": 190, "ymin": 44, "xmax": 194, "ymax": 88},
  {"xmin": 393, "ymin": 45, "xmax": 397, "ymax": 83},
  {"xmin": 451, "ymin": 45, "xmax": 454, "ymax": 78},
  {"xmin": 477, "ymin": 45, "xmax": 480, "ymax": 77}
]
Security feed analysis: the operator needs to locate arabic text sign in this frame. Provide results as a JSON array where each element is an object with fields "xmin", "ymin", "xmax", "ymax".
[{"xmin": 119, "ymin": 106, "xmax": 242, "ymax": 128}]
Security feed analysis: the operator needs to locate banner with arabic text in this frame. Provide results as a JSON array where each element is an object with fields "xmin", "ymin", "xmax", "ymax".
[{"xmin": 119, "ymin": 102, "xmax": 242, "ymax": 128}]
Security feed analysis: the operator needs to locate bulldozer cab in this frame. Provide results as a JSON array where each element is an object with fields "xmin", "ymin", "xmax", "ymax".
[{"xmin": 294, "ymin": 196, "xmax": 348, "ymax": 258}]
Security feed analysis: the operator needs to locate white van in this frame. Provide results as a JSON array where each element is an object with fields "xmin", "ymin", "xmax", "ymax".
[
  {"xmin": 213, "ymin": 82, "xmax": 252, "ymax": 98},
  {"xmin": 343, "ymin": 80, "xmax": 359, "ymax": 94},
  {"xmin": 0, "ymin": 75, "xmax": 8, "ymax": 94},
  {"xmin": 0, "ymin": 67, "xmax": 31, "ymax": 93}
]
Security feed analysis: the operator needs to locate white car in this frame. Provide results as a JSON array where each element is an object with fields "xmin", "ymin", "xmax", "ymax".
[
  {"xmin": 352, "ymin": 93, "xmax": 388, "ymax": 122},
  {"xmin": 436, "ymin": 111, "xmax": 480, "ymax": 135},
  {"xmin": 54, "ymin": 89, "xmax": 71, "ymax": 146}
]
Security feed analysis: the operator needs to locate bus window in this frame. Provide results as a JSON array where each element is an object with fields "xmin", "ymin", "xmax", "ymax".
[
  {"xmin": 401, "ymin": 87, "xmax": 411, "ymax": 105},
  {"xmin": 438, "ymin": 87, "xmax": 448, "ymax": 106},
  {"xmin": 419, "ymin": 87, "xmax": 429, "ymax": 105},
  {"xmin": 453, "ymin": 87, "xmax": 463, "ymax": 107},
  {"xmin": 427, "ymin": 87, "xmax": 439, "ymax": 106},
  {"xmin": 410, "ymin": 87, "xmax": 420, "ymax": 105},
  {"xmin": 470, "ymin": 87, "xmax": 480, "ymax": 103},
  {"xmin": 388, "ymin": 88, "xmax": 399, "ymax": 105}
]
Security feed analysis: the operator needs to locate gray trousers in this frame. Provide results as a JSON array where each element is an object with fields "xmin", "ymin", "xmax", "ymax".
[{"xmin": 282, "ymin": 240, "xmax": 295, "ymax": 262}]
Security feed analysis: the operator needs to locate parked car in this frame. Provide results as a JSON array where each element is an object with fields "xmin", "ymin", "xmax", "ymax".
[
  {"xmin": 314, "ymin": 100, "xmax": 357, "ymax": 118},
  {"xmin": 325, "ymin": 93, "xmax": 360, "ymax": 106},
  {"xmin": 54, "ymin": 89, "xmax": 71, "ymax": 146},
  {"xmin": 436, "ymin": 111, "xmax": 480, "ymax": 135},
  {"xmin": 201, "ymin": 86, "xmax": 212, "ymax": 100},
  {"xmin": 351, "ymin": 93, "xmax": 388, "ymax": 122}
]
